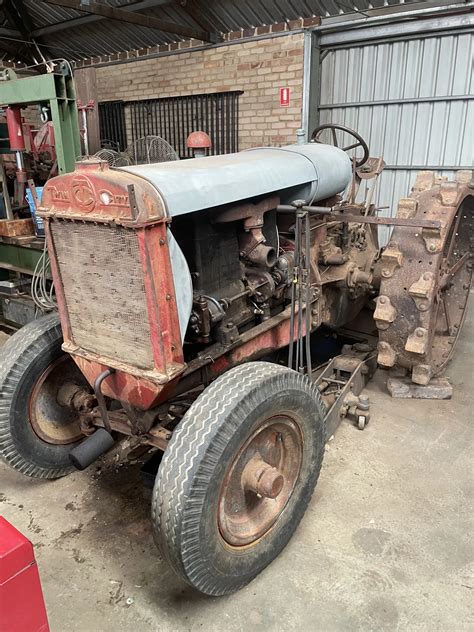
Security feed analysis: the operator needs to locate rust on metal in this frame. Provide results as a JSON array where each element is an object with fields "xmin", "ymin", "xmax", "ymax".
[
  {"xmin": 377, "ymin": 170, "xmax": 473, "ymax": 384},
  {"xmin": 218, "ymin": 416, "xmax": 302, "ymax": 547},
  {"xmin": 28, "ymin": 355, "xmax": 89, "ymax": 446},
  {"xmin": 41, "ymin": 158, "xmax": 185, "ymax": 410},
  {"xmin": 36, "ymin": 135, "xmax": 472, "ymax": 450}
]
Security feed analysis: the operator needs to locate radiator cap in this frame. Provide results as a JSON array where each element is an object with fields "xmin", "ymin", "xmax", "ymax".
[{"xmin": 75, "ymin": 157, "xmax": 109, "ymax": 172}]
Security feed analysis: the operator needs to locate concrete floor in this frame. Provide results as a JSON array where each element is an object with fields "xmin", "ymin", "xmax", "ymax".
[{"xmin": 1, "ymin": 298, "xmax": 473, "ymax": 631}]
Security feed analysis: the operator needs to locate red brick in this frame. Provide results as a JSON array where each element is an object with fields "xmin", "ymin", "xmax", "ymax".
[
  {"xmin": 302, "ymin": 16, "xmax": 321, "ymax": 27},
  {"xmin": 271, "ymin": 22, "xmax": 286, "ymax": 33},
  {"xmin": 95, "ymin": 31, "xmax": 305, "ymax": 150},
  {"xmin": 288, "ymin": 19, "xmax": 303, "ymax": 30}
]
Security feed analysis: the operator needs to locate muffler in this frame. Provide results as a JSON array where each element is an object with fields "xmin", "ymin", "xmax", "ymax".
[{"xmin": 69, "ymin": 428, "xmax": 115, "ymax": 470}]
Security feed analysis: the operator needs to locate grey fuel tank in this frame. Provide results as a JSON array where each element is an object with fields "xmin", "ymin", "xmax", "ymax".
[{"xmin": 118, "ymin": 143, "xmax": 352, "ymax": 216}]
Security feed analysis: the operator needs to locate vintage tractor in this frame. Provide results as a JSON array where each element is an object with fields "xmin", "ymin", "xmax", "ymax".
[{"xmin": 0, "ymin": 125, "xmax": 472, "ymax": 595}]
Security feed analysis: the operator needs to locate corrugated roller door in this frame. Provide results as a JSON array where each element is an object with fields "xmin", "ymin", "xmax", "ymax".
[{"xmin": 317, "ymin": 23, "xmax": 473, "ymax": 244}]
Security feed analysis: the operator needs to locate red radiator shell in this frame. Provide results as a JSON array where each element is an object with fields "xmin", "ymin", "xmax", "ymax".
[
  {"xmin": 0, "ymin": 516, "xmax": 50, "ymax": 632},
  {"xmin": 40, "ymin": 159, "xmax": 186, "ymax": 409}
]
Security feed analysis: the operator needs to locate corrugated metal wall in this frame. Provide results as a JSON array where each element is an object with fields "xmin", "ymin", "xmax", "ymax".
[{"xmin": 317, "ymin": 26, "xmax": 473, "ymax": 243}]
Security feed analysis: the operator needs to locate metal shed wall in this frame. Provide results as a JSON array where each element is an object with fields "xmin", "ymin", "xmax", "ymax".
[{"xmin": 308, "ymin": 8, "xmax": 473, "ymax": 243}]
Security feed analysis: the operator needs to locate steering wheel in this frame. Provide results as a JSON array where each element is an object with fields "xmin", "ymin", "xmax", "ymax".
[{"xmin": 311, "ymin": 123, "xmax": 369, "ymax": 168}]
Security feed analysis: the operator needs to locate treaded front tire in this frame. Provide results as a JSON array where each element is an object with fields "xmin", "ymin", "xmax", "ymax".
[
  {"xmin": 0, "ymin": 313, "xmax": 83, "ymax": 479},
  {"xmin": 152, "ymin": 361, "xmax": 325, "ymax": 596}
]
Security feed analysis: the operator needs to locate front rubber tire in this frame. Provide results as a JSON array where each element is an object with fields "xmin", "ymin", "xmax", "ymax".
[
  {"xmin": 0, "ymin": 313, "xmax": 83, "ymax": 479},
  {"xmin": 152, "ymin": 361, "xmax": 326, "ymax": 596}
]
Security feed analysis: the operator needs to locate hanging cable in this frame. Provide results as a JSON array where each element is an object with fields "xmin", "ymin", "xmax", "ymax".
[{"xmin": 31, "ymin": 239, "xmax": 57, "ymax": 313}]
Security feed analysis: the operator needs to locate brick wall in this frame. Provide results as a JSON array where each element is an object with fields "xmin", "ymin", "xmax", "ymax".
[{"xmin": 95, "ymin": 32, "xmax": 305, "ymax": 150}]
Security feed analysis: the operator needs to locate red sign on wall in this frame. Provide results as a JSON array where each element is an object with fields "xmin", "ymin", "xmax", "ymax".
[{"xmin": 280, "ymin": 87, "xmax": 290, "ymax": 107}]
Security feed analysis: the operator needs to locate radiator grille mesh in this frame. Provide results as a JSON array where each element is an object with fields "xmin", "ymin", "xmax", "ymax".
[{"xmin": 51, "ymin": 221, "xmax": 154, "ymax": 369}]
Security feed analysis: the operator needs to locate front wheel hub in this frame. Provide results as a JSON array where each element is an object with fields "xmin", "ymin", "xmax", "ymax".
[
  {"xmin": 242, "ymin": 456, "xmax": 285, "ymax": 499},
  {"xmin": 29, "ymin": 355, "xmax": 90, "ymax": 445},
  {"xmin": 218, "ymin": 417, "xmax": 302, "ymax": 547}
]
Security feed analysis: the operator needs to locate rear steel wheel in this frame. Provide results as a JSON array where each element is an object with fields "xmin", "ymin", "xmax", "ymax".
[
  {"xmin": 152, "ymin": 361, "xmax": 325, "ymax": 596},
  {"xmin": 0, "ymin": 313, "xmax": 89, "ymax": 478},
  {"xmin": 376, "ymin": 171, "xmax": 473, "ymax": 384}
]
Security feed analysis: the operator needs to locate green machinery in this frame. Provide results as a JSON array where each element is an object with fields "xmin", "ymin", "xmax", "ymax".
[{"xmin": 0, "ymin": 63, "xmax": 81, "ymax": 287}]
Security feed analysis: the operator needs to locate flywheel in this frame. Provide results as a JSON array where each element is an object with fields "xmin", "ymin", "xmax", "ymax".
[{"xmin": 375, "ymin": 170, "xmax": 473, "ymax": 385}]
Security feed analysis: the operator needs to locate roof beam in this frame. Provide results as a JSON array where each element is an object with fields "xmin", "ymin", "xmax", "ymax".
[
  {"xmin": 0, "ymin": 38, "xmax": 35, "ymax": 64},
  {"xmin": 0, "ymin": 26, "xmax": 22, "ymax": 37},
  {"xmin": 5, "ymin": 0, "xmax": 34, "ymax": 40},
  {"xmin": 1, "ymin": 0, "xmax": 53, "ymax": 62},
  {"xmin": 41, "ymin": 0, "xmax": 217, "ymax": 42},
  {"xmin": 33, "ymin": 0, "xmax": 169, "ymax": 36},
  {"xmin": 173, "ymin": 0, "xmax": 218, "ymax": 35}
]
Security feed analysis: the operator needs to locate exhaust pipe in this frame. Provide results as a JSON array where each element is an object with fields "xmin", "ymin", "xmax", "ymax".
[
  {"xmin": 69, "ymin": 368, "xmax": 116, "ymax": 471},
  {"xmin": 69, "ymin": 428, "xmax": 115, "ymax": 471}
]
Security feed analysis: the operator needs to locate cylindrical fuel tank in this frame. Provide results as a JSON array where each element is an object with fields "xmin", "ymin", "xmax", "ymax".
[{"xmin": 119, "ymin": 143, "xmax": 352, "ymax": 216}]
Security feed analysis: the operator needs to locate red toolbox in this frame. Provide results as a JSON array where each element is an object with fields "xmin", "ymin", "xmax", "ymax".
[{"xmin": 0, "ymin": 516, "xmax": 50, "ymax": 632}]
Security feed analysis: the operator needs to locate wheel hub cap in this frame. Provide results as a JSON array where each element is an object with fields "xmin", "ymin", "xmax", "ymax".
[{"xmin": 218, "ymin": 416, "xmax": 302, "ymax": 547}]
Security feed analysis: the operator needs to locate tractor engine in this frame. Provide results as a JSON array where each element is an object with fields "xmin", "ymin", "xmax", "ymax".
[{"xmin": 38, "ymin": 140, "xmax": 378, "ymax": 412}]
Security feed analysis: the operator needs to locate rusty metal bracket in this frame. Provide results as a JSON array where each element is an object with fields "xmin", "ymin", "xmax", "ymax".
[
  {"xmin": 422, "ymin": 226, "xmax": 443, "ymax": 253},
  {"xmin": 377, "ymin": 341, "xmax": 397, "ymax": 368},
  {"xmin": 379, "ymin": 245, "xmax": 403, "ymax": 279},
  {"xmin": 373, "ymin": 295, "xmax": 397, "ymax": 330},
  {"xmin": 396, "ymin": 198, "xmax": 418, "ymax": 219},
  {"xmin": 405, "ymin": 327, "xmax": 429, "ymax": 355},
  {"xmin": 408, "ymin": 271, "xmax": 435, "ymax": 312},
  {"xmin": 127, "ymin": 184, "xmax": 139, "ymax": 222}
]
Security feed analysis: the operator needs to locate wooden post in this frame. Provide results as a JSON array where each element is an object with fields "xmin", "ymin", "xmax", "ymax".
[{"xmin": 74, "ymin": 68, "xmax": 101, "ymax": 155}]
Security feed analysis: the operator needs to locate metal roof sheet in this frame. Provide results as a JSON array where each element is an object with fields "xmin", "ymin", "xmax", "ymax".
[{"xmin": 0, "ymin": 0, "xmax": 425, "ymax": 62}]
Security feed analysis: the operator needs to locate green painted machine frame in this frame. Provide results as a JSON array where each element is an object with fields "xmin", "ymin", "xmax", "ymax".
[
  {"xmin": 0, "ymin": 63, "xmax": 81, "ymax": 280},
  {"xmin": 0, "ymin": 63, "xmax": 81, "ymax": 174}
]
